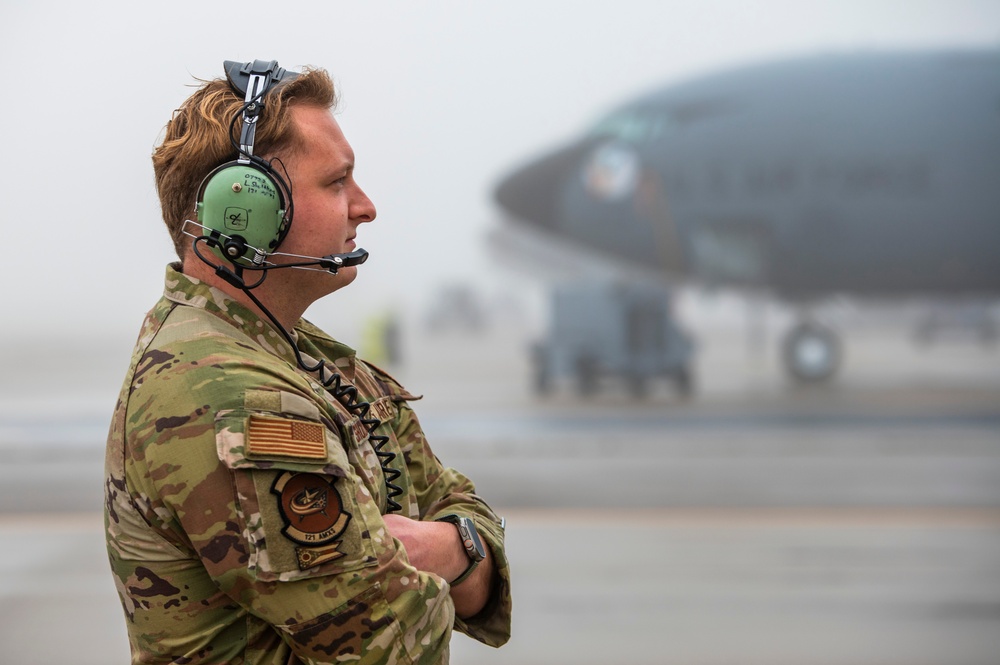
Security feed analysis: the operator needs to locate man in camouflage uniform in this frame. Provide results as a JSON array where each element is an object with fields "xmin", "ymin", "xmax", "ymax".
[{"xmin": 104, "ymin": 61, "xmax": 511, "ymax": 663}]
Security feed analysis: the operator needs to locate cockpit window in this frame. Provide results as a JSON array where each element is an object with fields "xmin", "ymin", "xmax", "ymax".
[
  {"xmin": 589, "ymin": 111, "xmax": 669, "ymax": 143},
  {"xmin": 590, "ymin": 99, "xmax": 735, "ymax": 142}
]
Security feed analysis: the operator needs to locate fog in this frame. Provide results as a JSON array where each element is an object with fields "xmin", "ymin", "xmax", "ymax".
[
  {"xmin": 2, "ymin": 0, "xmax": 998, "ymax": 344},
  {"xmin": 2, "ymin": 3, "xmax": 1000, "ymax": 663}
]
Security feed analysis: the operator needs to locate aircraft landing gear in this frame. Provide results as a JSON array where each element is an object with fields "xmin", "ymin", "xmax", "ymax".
[{"xmin": 782, "ymin": 321, "xmax": 841, "ymax": 383}]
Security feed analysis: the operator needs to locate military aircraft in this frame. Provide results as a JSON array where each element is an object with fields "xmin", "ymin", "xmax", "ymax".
[{"xmin": 492, "ymin": 49, "xmax": 1000, "ymax": 382}]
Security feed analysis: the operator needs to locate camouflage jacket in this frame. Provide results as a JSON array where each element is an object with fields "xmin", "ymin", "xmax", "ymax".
[{"xmin": 104, "ymin": 264, "xmax": 511, "ymax": 664}]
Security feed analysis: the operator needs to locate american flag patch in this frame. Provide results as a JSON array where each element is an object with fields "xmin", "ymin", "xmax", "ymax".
[{"xmin": 246, "ymin": 415, "xmax": 327, "ymax": 460}]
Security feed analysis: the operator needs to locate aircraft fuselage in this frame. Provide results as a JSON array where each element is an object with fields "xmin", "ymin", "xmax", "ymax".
[{"xmin": 494, "ymin": 50, "xmax": 1000, "ymax": 300}]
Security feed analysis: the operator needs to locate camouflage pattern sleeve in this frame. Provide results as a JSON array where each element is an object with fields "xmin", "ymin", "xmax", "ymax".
[
  {"xmin": 107, "ymin": 266, "xmax": 511, "ymax": 662},
  {"xmin": 107, "ymin": 303, "xmax": 457, "ymax": 664},
  {"xmin": 369, "ymin": 365, "xmax": 512, "ymax": 648},
  {"xmin": 208, "ymin": 389, "xmax": 456, "ymax": 664}
]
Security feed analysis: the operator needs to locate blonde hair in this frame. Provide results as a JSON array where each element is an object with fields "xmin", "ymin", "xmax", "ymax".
[{"xmin": 153, "ymin": 66, "xmax": 336, "ymax": 258}]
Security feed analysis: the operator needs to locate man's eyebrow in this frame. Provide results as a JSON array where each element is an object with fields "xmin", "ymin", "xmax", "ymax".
[{"xmin": 324, "ymin": 159, "xmax": 354, "ymax": 178}]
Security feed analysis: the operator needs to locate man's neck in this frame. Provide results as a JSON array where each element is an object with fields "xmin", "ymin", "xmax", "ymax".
[{"xmin": 180, "ymin": 256, "xmax": 306, "ymax": 332}]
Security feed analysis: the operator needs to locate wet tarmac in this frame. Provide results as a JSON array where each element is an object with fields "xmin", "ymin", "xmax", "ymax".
[{"xmin": 1, "ymin": 315, "xmax": 998, "ymax": 663}]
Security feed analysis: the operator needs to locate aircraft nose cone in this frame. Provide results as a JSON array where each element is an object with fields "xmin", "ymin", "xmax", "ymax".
[
  {"xmin": 493, "ymin": 141, "xmax": 594, "ymax": 230},
  {"xmin": 494, "ymin": 138, "xmax": 688, "ymax": 276}
]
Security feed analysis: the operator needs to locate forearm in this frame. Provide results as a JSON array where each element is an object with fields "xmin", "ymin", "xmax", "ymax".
[
  {"xmin": 449, "ymin": 538, "xmax": 495, "ymax": 618},
  {"xmin": 382, "ymin": 514, "xmax": 494, "ymax": 618}
]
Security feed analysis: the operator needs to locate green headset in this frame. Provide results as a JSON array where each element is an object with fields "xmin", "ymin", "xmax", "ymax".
[
  {"xmin": 194, "ymin": 60, "xmax": 298, "ymax": 266},
  {"xmin": 187, "ymin": 61, "xmax": 396, "ymax": 511}
]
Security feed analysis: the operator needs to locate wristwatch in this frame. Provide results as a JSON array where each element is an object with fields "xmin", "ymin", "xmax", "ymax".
[{"xmin": 436, "ymin": 514, "xmax": 486, "ymax": 585}]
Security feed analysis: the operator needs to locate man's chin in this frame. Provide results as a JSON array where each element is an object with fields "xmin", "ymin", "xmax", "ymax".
[{"xmin": 325, "ymin": 266, "xmax": 358, "ymax": 294}]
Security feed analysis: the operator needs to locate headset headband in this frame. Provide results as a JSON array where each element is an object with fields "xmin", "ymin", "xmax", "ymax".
[{"xmin": 223, "ymin": 60, "xmax": 299, "ymax": 160}]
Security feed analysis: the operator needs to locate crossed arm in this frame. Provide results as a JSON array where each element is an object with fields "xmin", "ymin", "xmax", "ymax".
[{"xmin": 383, "ymin": 514, "xmax": 495, "ymax": 618}]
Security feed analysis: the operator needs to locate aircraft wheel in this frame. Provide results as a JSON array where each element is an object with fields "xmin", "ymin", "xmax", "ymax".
[{"xmin": 783, "ymin": 322, "xmax": 841, "ymax": 383}]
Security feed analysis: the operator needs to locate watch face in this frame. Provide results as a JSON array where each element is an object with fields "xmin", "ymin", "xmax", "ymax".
[
  {"xmin": 444, "ymin": 514, "xmax": 485, "ymax": 562},
  {"xmin": 461, "ymin": 517, "xmax": 486, "ymax": 562}
]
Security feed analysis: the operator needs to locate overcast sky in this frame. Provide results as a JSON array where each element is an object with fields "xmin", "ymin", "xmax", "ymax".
[{"xmin": 1, "ymin": 0, "xmax": 998, "ymax": 343}]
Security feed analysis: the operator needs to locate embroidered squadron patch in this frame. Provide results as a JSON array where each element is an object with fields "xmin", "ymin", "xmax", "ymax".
[
  {"xmin": 247, "ymin": 415, "xmax": 327, "ymax": 460},
  {"xmin": 271, "ymin": 472, "xmax": 352, "ymax": 556},
  {"xmin": 294, "ymin": 543, "xmax": 347, "ymax": 569}
]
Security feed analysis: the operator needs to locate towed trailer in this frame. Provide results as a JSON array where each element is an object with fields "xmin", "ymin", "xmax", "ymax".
[{"xmin": 532, "ymin": 280, "xmax": 695, "ymax": 398}]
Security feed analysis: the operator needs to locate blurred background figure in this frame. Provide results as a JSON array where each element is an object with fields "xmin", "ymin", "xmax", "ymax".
[{"xmin": 361, "ymin": 309, "xmax": 405, "ymax": 368}]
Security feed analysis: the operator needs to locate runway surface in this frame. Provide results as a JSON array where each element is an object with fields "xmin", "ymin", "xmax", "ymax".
[{"xmin": 1, "ymin": 316, "xmax": 998, "ymax": 663}]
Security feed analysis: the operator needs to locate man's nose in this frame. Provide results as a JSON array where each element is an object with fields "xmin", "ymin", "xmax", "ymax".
[{"xmin": 353, "ymin": 186, "xmax": 376, "ymax": 223}]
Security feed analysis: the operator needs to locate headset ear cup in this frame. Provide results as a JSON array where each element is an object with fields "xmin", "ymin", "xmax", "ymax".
[{"xmin": 195, "ymin": 161, "xmax": 289, "ymax": 263}]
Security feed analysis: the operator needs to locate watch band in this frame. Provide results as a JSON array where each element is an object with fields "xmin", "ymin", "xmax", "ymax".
[{"xmin": 450, "ymin": 557, "xmax": 480, "ymax": 586}]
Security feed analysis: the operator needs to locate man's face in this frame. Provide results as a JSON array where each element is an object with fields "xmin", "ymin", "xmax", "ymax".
[{"xmin": 275, "ymin": 104, "xmax": 376, "ymax": 297}]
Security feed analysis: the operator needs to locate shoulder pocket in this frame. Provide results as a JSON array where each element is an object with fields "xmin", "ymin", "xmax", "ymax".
[
  {"xmin": 213, "ymin": 393, "xmax": 385, "ymax": 582},
  {"xmin": 216, "ymin": 388, "xmax": 350, "ymax": 472}
]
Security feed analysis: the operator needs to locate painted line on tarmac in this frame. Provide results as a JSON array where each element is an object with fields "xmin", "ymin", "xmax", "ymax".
[
  {"xmin": 0, "ymin": 513, "xmax": 104, "ymax": 532},
  {"xmin": 495, "ymin": 506, "xmax": 1000, "ymax": 527},
  {"xmin": 4, "ymin": 507, "xmax": 1000, "ymax": 533},
  {"xmin": 4, "ymin": 408, "xmax": 1000, "ymax": 449}
]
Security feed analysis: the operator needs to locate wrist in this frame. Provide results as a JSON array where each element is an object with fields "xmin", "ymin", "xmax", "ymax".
[{"xmin": 435, "ymin": 514, "xmax": 485, "ymax": 585}]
